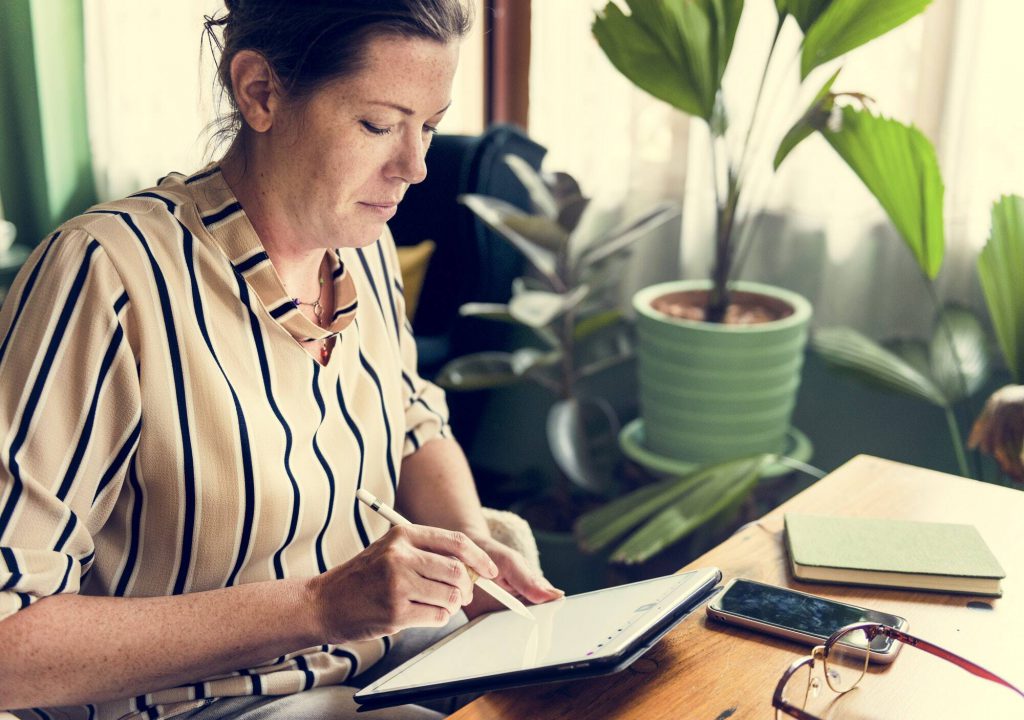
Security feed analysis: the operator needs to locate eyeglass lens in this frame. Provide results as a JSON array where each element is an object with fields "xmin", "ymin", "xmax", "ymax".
[{"xmin": 824, "ymin": 627, "xmax": 871, "ymax": 693}]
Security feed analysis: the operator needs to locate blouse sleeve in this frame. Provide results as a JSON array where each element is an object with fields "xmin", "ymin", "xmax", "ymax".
[
  {"xmin": 0, "ymin": 229, "xmax": 142, "ymax": 622},
  {"xmin": 377, "ymin": 228, "xmax": 452, "ymax": 458}
]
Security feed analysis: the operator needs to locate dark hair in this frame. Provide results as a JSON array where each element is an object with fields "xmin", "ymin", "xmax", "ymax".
[{"xmin": 202, "ymin": 0, "xmax": 473, "ymax": 152}]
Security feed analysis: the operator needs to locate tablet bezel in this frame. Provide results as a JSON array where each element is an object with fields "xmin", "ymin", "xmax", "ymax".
[{"xmin": 354, "ymin": 567, "xmax": 722, "ymax": 710}]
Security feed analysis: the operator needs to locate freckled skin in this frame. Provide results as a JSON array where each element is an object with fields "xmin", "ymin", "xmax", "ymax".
[{"xmin": 232, "ymin": 35, "xmax": 460, "ymax": 257}]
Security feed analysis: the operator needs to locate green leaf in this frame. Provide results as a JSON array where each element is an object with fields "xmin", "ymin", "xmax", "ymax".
[
  {"xmin": 775, "ymin": 0, "xmax": 833, "ymax": 33},
  {"xmin": 608, "ymin": 455, "xmax": 769, "ymax": 564},
  {"xmin": 812, "ymin": 327, "xmax": 949, "ymax": 406},
  {"xmin": 574, "ymin": 455, "xmax": 768, "ymax": 555},
  {"xmin": 574, "ymin": 310, "xmax": 625, "ymax": 341},
  {"xmin": 458, "ymin": 194, "xmax": 562, "ymax": 289},
  {"xmin": 575, "ymin": 201, "xmax": 680, "ymax": 270},
  {"xmin": 928, "ymin": 306, "xmax": 991, "ymax": 403},
  {"xmin": 508, "ymin": 286, "xmax": 589, "ymax": 329},
  {"xmin": 592, "ymin": 0, "xmax": 741, "ymax": 122},
  {"xmin": 821, "ymin": 105, "xmax": 945, "ymax": 278},
  {"xmin": 503, "ymin": 154, "xmax": 558, "ymax": 219},
  {"xmin": 978, "ymin": 195, "xmax": 1024, "ymax": 382},
  {"xmin": 435, "ymin": 353, "xmax": 522, "ymax": 391},
  {"xmin": 801, "ymin": 0, "xmax": 932, "ymax": 79},
  {"xmin": 773, "ymin": 67, "xmax": 840, "ymax": 171},
  {"xmin": 886, "ymin": 338, "xmax": 932, "ymax": 380}
]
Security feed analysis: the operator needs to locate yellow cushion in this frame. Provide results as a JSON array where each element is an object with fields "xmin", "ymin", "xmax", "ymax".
[{"xmin": 395, "ymin": 239, "xmax": 436, "ymax": 321}]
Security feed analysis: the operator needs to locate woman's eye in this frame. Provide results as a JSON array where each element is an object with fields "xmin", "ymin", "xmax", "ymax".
[
  {"xmin": 423, "ymin": 124, "xmax": 439, "ymax": 136},
  {"xmin": 361, "ymin": 121, "xmax": 392, "ymax": 136}
]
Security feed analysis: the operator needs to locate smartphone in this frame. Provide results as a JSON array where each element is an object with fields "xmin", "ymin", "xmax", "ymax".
[{"xmin": 706, "ymin": 578, "xmax": 909, "ymax": 663}]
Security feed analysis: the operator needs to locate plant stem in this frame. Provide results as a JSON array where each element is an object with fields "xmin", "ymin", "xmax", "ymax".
[
  {"xmin": 943, "ymin": 405, "xmax": 971, "ymax": 478},
  {"xmin": 707, "ymin": 15, "xmax": 786, "ymax": 322},
  {"xmin": 924, "ymin": 281, "xmax": 980, "ymax": 479}
]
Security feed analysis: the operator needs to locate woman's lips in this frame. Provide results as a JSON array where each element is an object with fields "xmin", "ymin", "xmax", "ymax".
[{"xmin": 359, "ymin": 202, "xmax": 399, "ymax": 219}]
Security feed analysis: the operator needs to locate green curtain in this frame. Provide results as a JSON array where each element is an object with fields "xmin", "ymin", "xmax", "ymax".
[{"xmin": 0, "ymin": 0, "xmax": 96, "ymax": 252}]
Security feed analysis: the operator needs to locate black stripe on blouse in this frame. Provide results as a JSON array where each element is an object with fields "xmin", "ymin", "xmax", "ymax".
[
  {"xmin": 56, "ymin": 317, "xmax": 126, "ymax": 501},
  {"xmin": 376, "ymin": 241, "xmax": 401, "ymax": 342},
  {"xmin": 118, "ymin": 212, "xmax": 198, "ymax": 597},
  {"xmin": 0, "ymin": 547, "xmax": 21, "ymax": 590},
  {"xmin": 0, "ymin": 232, "xmax": 59, "ymax": 366},
  {"xmin": 354, "ymin": 318, "xmax": 397, "ymax": 491},
  {"xmin": 310, "ymin": 365, "xmax": 336, "ymax": 574},
  {"xmin": 112, "ymin": 462, "xmax": 145, "ymax": 597},
  {"xmin": 201, "ymin": 201, "xmax": 243, "ymax": 228},
  {"xmin": 336, "ymin": 378, "xmax": 371, "ymax": 549},
  {"xmin": 181, "ymin": 220, "xmax": 257, "ymax": 588},
  {"xmin": 235, "ymin": 274, "xmax": 303, "ymax": 580},
  {"xmin": 0, "ymin": 240, "xmax": 100, "ymax": 539},
  {"xmin": 93, "ymin": 419, "xmax": 142, "ymax": 507}
]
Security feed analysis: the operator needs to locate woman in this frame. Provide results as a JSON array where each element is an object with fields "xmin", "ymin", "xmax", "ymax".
[{"xmin": 0, "ymin": 2, "xmax": 561, "ymax": 718}]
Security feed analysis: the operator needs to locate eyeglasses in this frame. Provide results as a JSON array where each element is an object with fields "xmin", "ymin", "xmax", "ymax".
[{"xmin": 772, "ymin": 622, "xmax": 1024, "ymax": 719}]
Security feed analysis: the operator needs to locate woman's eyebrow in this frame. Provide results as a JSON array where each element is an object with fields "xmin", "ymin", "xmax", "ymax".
[{"xmin": 366, "ymin": 100, "xmax": 452, "ymax": 116}]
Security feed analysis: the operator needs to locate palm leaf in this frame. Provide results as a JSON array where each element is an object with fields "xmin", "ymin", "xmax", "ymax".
[
  {"xmin": 928, "ymin": 306, "xmax": 990, "ymax": 403},
  {"xmin": 978, "ymin": 195, "xmax": 1024, "ymax": 382},
  {"xmin": 821, "ymin": 105, "xmax": 945, "ymax": 279},
  {"xmin": 812, "ymin": 327, "xmax": 948, "ymax": 406},
  {"xmin": 775, "ymin": 0, "xmax": 833, "ymax": 33},
  {"xmin": 801, "ymin": 0, "xmax": 932, "ymax": 79},
  {"xmin": 592, "ymin": 0, "xmax": 740, "ymax": 122},
  {"xmin": 574, "ymin": 455, "xmax": 768, "ymax": 554},
  {"xmin": 608, "ymin": 455, "xmax": 769, "ymax": 564},
  {"xmin": 774, "ymin": 68, "xmax": 841, "ymax": 170}
]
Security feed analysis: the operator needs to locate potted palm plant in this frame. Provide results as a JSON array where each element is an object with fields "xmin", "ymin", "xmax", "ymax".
[{"xmin": 592, "ymin": 0, "xmax": 933, "ymax": 472}]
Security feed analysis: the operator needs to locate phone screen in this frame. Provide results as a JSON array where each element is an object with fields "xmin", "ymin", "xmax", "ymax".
[{"xmin": 715, "ymin": 580, "xmax": 902, "ymax": 652}]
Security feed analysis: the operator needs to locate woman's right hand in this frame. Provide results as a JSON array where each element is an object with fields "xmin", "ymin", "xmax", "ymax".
[{"xmin": 307, "ymin": 524, "xmax": 500, "ymax": 644}]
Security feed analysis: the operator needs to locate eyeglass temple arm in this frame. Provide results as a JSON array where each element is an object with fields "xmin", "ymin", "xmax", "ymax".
[{"xmin": 880, "ymin": 627, "xmax": 1024, "ymax": 698}]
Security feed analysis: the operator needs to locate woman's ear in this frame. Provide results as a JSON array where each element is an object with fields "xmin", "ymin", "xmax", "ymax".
[{"xmin": 229, "ymin": 50, "xmax": 280, "ymax": 133}]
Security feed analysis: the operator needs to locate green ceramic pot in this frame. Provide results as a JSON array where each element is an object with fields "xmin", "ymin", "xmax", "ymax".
[{"xmin": 632, "ymin": 280, "xmax": 812, "ymax": 465}]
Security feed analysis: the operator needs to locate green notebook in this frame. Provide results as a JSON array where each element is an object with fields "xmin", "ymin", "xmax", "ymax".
[{"xmin": 784, "ymin": 514, "xmax": 1006, "ymax": 597}]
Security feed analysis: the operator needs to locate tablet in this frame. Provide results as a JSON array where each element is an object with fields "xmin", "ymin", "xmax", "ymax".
[{"xmin": 354, "ymin": 567, "xmax": 721, "ymax": 709}]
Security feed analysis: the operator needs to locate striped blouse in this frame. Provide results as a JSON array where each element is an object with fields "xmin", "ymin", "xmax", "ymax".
[{"xmin": 0, "ymin": 166, "xmax": 450, "ymax": 720}]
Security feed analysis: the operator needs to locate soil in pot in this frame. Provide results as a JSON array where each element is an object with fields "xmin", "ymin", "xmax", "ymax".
[{"xmin": 651, "ymin": 289, "xmax": 794, "ymax": 324}]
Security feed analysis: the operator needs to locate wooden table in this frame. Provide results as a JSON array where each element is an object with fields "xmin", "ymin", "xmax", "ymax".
[{"xmin": 451, "ymin": 455, "xmax": 1024, "ymax": 719}]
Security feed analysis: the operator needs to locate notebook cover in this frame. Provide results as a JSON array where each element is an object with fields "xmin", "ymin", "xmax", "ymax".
[{"xmin": 784, "ymin": 514, "xmax": 1006, "ymax": 580}]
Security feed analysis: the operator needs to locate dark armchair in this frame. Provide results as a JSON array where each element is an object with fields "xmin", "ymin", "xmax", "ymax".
[{"xmin": 389, "ymin": 123, "xmax": 547, "ymax": 377}]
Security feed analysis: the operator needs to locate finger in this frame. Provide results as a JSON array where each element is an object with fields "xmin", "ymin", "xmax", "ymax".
[
  {"xmin": 403, "ymin": 568, "xmax": 466, "ymax": 617},
  {"xmin": 491, "ymin": 552, "xmax": 563, "ymax": 604},
  {"xmin": 411, "ymin": 550, "xmax": 475, "ymax": 605},
  {"xmin": 405, "ymin": 526, "xmax": 499, "ymax": 581}
]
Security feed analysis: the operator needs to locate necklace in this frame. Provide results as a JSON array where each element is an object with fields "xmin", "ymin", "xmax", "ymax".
[{"xmin": 293, "ymin": 273, "xmax": 331, "ymax": 364}]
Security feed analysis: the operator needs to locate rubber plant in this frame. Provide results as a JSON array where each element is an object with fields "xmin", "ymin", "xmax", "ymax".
[{"xmin": 435, "ymin": 155, "xmax": 680, "ymax": 499}]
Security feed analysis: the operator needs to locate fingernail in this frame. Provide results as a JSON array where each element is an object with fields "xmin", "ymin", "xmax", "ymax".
[{"xmin": 489, "ymin": 561, "xmax": 499, "ymax": 578}]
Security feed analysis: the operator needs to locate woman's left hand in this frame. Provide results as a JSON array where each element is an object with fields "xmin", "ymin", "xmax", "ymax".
[{"xmin": 462, "ymin": 536, "xmax": 564, "ymax": 619}]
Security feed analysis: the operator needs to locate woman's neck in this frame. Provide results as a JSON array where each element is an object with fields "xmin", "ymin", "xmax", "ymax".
[{"xmin": 219, "ymin": 145, "xmax": 327, "ymax": 303}]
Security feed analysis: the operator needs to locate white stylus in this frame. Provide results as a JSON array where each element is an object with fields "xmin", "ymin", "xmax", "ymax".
[{"xmin": 356, "ymin": 488, "xmax": 534, "ymax": 621}]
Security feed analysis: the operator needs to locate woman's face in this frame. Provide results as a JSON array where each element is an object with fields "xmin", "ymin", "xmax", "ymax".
[{"xmin": 266, "ymin": 34, "xmax": 459, "ymax": 249}]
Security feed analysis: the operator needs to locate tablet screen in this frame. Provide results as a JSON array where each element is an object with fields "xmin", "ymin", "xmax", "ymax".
[{"xmin": 363, "ymin": 569, "xmax": 715, "ymax": 694}]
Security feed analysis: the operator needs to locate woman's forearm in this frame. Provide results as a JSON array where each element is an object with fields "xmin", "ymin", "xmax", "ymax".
[
  {"xmin": 0, "ymin": 577, "xmax": 319, "ymax": 710},
  {"xmin": 396, "ymin": 437, "xmax": 490, "ymax": 539}
]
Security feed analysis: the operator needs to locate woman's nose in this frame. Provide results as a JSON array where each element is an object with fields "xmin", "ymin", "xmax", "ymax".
[{"xmin": 391, "ymin": 131, "xmax": 428, "ymax": 185}]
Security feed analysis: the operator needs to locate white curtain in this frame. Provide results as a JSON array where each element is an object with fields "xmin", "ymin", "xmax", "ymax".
[
  {"xmin": 529, "ymin": 0, "xmax": 688, "ymax": 302},
  {"xmin": 83, "ymin": 0, "xmax": 486, "ymax": 202},
  {"xmin": 529, "ymin": 0, "xmax": 1024, "ymax": 340}
]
